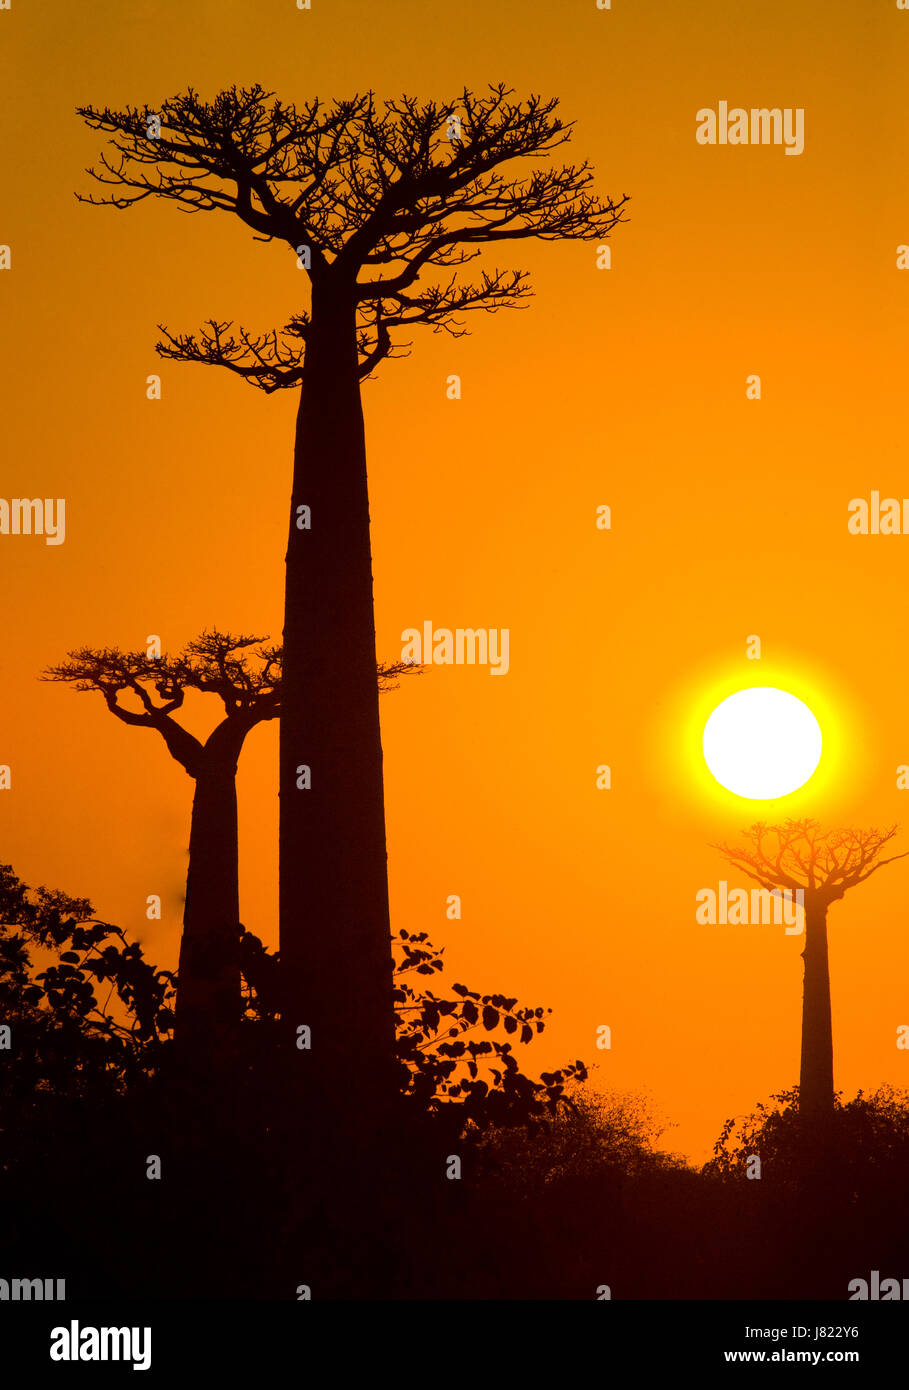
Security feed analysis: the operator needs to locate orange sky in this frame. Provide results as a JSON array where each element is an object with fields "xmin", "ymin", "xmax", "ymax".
[{"xmin": 2, "ymin": 0, "xmax": 909, "ymax": 1160}]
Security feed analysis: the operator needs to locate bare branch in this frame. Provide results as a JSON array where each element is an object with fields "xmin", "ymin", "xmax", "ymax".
[
  {"xmin": 77, "ymin": 83, "xmax": 629, "ymax": 383},
  {"xmin": 44, "ymin": 635, "xmax": 419, "ymax": 766},
  {"xmin": 712, "ymin": 820, "xmax": 906, "ymax": 905}
]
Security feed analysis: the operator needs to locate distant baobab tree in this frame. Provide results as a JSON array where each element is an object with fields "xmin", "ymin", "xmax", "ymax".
[
  {"xmin": 714, "ymin": 820, "xmax": 907, "ymax": 1124},
  {"xmin": 44, "ymin": 632, "xmax": 415, "ymax": 1089},
  {"xmin": 76, "ymin": 84, "xmax": 628, "ymax": 1134}
]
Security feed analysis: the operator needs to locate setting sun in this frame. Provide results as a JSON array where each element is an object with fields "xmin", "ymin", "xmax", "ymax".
[{"xmin": 702, "ymin": 687, "xmax": 823, "ymax": 799}]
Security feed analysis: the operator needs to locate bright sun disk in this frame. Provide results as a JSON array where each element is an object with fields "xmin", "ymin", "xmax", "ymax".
[{"xmin": 702, "ymin": 686, "xmax": 822, "ymax": 799}]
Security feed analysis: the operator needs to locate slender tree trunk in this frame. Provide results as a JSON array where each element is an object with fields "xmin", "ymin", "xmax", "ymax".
[
  {"xmin": 799, "ymin": 896, "xmax": 835, "ymax": 1122},
  {"xmin": 175, "ymin": 744, "xmax": 243, "ymax": 1073},
  {"xmin": 279, "ymin": 278, "xmax": 396, "ymax": 1143},
  {"xmin": 171, "ymin": 723, "xmax": 254, "ymax": 1293}
]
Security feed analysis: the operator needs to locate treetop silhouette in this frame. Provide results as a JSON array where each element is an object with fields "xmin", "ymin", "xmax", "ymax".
[
  {"xmin": 45, "ymin": 632, "xmax": 282, "ymax": 775},
  {"xmin": 713, "ymin": 819, "xmax": 907, "ymax": 904},
  {"xmin": 77, "ymin": 84, "xmax": 629, "ymax": 386},
  {"xmin": 44, "ymin": 631, "xmax": 415, "ymax": 771}
]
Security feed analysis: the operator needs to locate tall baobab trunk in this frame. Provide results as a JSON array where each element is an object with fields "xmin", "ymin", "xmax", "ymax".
[
  {"xmin": 799, "ymin": 895, "xmax": 835, "ymax": 1122},
  {"xmin": 175, "ymin": 727, "xmax": 246, "ymax": 1076},
  {"xmin": 279, "ymin": 280, "xmax": 397, "ymax": 1141}
]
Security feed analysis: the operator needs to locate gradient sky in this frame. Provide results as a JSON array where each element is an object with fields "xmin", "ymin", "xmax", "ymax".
[{"xmin": 2, "ymin": 0, "xmax": 908, "ymax": 1160}]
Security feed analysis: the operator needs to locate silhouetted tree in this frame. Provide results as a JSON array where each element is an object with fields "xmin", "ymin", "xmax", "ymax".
[
  {"xmin": 76, "ymin": 85, "xmax": 628, "ymax": 1142},
  {"xmin": 714, "ymin": 821, "xmax": 907, "ymax": 1123},
  {"xmin": 44, "ymin": 632, "xmax": 414, "ymax": 1089},
  {"xmin": 44, "ymin": 633, "xmax": 278, "ymax": 1082}
]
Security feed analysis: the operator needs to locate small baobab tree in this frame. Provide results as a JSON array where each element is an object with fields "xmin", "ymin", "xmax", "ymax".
[
  {"xmin": 714, "ymin": 820, "xmax": 907, "ymax": 1124},
  {"xmin": 76, "ymin": 84, "xmax": 628, "ymax": 1138},
  {"xmin": 44, "ymin": 632, "xmax": 415, "ymax": 1089},
  {"xmin": 44, "ymin": 632, "xmax": 280, "ymax": 1078}
]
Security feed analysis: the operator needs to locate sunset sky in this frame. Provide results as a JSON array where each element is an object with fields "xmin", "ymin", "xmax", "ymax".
[{"xmin": 2, "ymin": 0, "xmax": 908, "ymax": 1160}]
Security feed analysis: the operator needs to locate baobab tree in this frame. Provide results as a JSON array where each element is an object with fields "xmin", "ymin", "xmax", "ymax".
[
  {"xmin": 44, "ymin": 632, "xmax": 279, "ymax": 1080},
  {"xmin": 44, "ymin": 632, "xmax": 414, "ymax": 1091},
  {"xmin": 714, "ymin": 820, "xmax": 907, "ymax": 1124},
  {"xmin": 76, "ymin": 84, "xmax": 628, "ymax": 1134}
]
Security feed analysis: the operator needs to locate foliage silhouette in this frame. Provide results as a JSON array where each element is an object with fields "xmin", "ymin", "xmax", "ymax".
[
  {"xmin": 1, "ymin": 866, "xmax": 581, "ymax": 1174},
  {"xmin": 0, "ymin": 859, "xmax": 587, "ymax": 1294},
  {"xmin": 708, "ymin": 1083, "xmax": 909, "ymax": 1188},
  {"xmin": 703, "ymin": 1084, "xmax": 909, "ymax": 1298}
]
